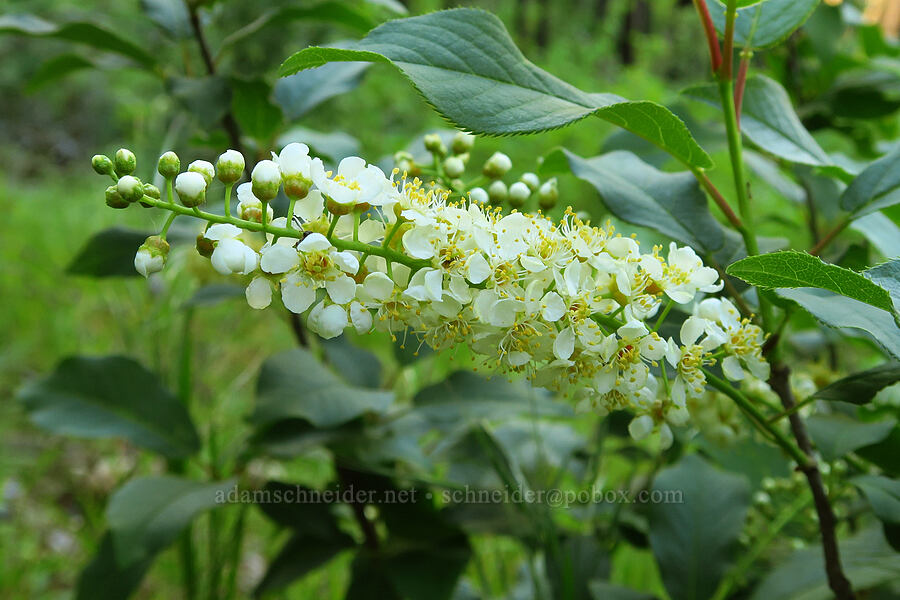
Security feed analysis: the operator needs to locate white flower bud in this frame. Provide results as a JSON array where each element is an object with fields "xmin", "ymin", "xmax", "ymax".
[
  {"xmin": 251, "ymin": 160, "xmax": 281, "ymax": 201},
  {"xmin": 134, "ymin": 235, "xmax": 169, "ymax": 278},
  {"xmin": 468, "ymin": 187, "xmax": 488, "ymax": 204},
  {"xmin": 423, "ymin": 133, "xmax": 446, "ymax": 156},
  {"xmin": 175, "ymin": 171, "xmax": 207, "ymax": 208},
  {"xmin": 443, "ymin": 156, "xmax": 465, "ymax": 179},
  {"xmin": 538, "ymin": 177, "xmax": 559, "ymax": 210},
  {"xmin": 216, "ymin": 149, "xmax": 245, "ymax": 184},
  {"xmin": 188, "ymin": 160, "xmax": 215, "ymax": 186},
  {"xmin": 483, "ymin": 152, "xmax": 512, "ymax": 179},
  {"xmin": 628, "ymin": 415, "xmax": 654, "ymax": 441},
  {"xmin": 451, "ymin": 131, "xmax": 475, "ymax": 154},
  {"xmin": 114, "ymin": 148, "xmax": 136, "ymax": 176},
  {"xmin": 157, "ymin": 151, "xmax": 180, "ymax": 179},
  {"xmin": 92, "ymin": 154, "xmax": 113, "ymax": 175},
  {"xmin": 508, "ymin": 181, "xmax": 531, "ymax": 208},
  {"xmin": 520, "ymin": 172, "xmax": 540, "ymax": 192},
  {"xmin": 117, "ymin": 175, "xmax": 144, "ymax": 204},
  {"xmin": 488, "ymin": 180, "xmax": 508, "ymax": 205}
]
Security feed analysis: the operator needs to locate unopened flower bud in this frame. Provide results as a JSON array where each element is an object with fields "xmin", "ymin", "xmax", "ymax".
[
  {"xmin": 508, "ymin": 181, "xmax": 531, "ymax": 208},
  {"xmin": 92, "ymin": 154, "xmax": 114, "ymax": 176},
  {"xmin": 175, "ymin": 171, "xmax": 207, "ymax": 207},
  {"xmin": 443, "ymin": 156, "xmax": 465, "ymax": 179},
  {"xmin": 157, "ymin": 151, "xmax": 180, "ymax": 179},
  {"xmin": 520, "ymin": 172, "xmax": 540, "ymax": 192},
  {"xmin": 188, "ymin": 160, "xmax": 215, "ymax": 186},
  {"xmin": 488, "ymin": 180, "xmax": 508, "ymax": 205},
  {"xmin": 196, "ymin": 233, "xmax": 215, "ymax": 258},
  {"xmin": 538, "ymin": 177, "xmax": 559, "ymax": 210},
  {"xmin": 469, "ymin": 187, "xmax": 488, "ymax": 204},
  {"xmin": 105, "ymin": 185, "xmax": 129, "ymax": 209},
  {"xmin": 483, "ymin": 152, "xmax": 512, "ymax": 179},
  {"xmin": 423, "ymin": 133, "xmax": 446, "ymax": 156},
  {"xmin": 628, "ymin": 414, "xmax": 654, "ymax": 441},
  {"xmin": 114, "ymin": 148, "xmax": 136, "ymax": 176},
  {"xmin": 216, "ymin": 149, "xmax": 245, "ymax": 184},
  {"xmin": 117, "ymin": 175, "xmax": 145, "ymax": 204},
  {"xmin": 251, "ymin": 160, "xmax": 281, "ymax": 201},
  {"xmin": 140, "ymin": 183, "xmax": 160, "ymax": 207},
  {"xmin": 452, "ymin": 131, "xmax": 475, "ymax": 155},
  {"xmin": 134, "ymin": 235, "xmax": 169, "ymax": 278}
]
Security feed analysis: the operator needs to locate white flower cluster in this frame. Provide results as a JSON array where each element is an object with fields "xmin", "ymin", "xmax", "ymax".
[{"xmin": 97, "ymin": 142, "xmax": 770, "ymax": 447}]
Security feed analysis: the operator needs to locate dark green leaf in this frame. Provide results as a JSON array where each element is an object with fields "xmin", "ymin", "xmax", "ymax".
[
  {"xmin": 167, "ymin": 76, "xmax": 231, "ymax": 128},
  {"xmin": 550, "ymin": 148, "xmax": 726, "ymax": 252},
  {"xmin": 252, "ymin": 348, "xmax": 393, "ymax": 427},
  {"xmin": 182, "ymin": 284, "xmax": 245, "ymax": 308},
  {"xmin": 705, "ymin": 0, "xmax": 819, "ymax": 49},
  {"xmin": 255, "ymin": 532, "xmax": 355, "ymax": 596},
  {"xmin": 749, "ymin": 527, "xmax": 900, "ymax": 600},
  {"xmin": 853, "ymin": 475, "xmax": 900, "ymax": 524},
  {"xmin": 320, "ymin": 337, "xmax": 382, "ymax": 388},
  {"xmin": 697, "ymin": 436, "xmax": 791, "ymax": 490},
  {"xmin": 806, "ymin": 414, "xmax": 897, "ymax": 461},
  {"xmin": 841, "ymin": 146, "xmax": 900, "ymax": 217},
  {"xmin": 856, "ymin": 426, "xmax": 900, "ymax": 477},
  {"xmin": 648, "ymin": 454, "xmax": 750, "ymax": 600},
  {"xmin": 0, "ymin": 14, "xmax": 156, "ymax": 69},
  {"xmin": 275, "ymin": 61, "xmax": 370, "ymax": 120},
  {"xmin": 684, "ymin": 76, "xmax": 830, "ymax": 167},
  {"xmin": 66, "ymin": 227, "xmax": 151, "ymax": 278},
  {"xmin": 726, "ymin": 251, "xmax": 895, "ymax": 312},
  {"xmin": 546, "ymin": 536, "xmax": 611, "ymax": 600},
  {"xmin": 75, "ymin": 532, "xmax": 153, "ymax": 600},
  {"xmin": 866, "ymin": 259, "xmax": 900, "ymax": 312},
  {"xmin": 17, "ymin": 355, "xmax": 200, "ymax": 458},
  {"xmin": 279, "ymin": 9, "xmax": 712, "ymax": 168},
  {"xmin": 589, "ymin": 582, "xmax": 657, "ymax": 600},
  {"xmin": 775, "ymin": 288, "xmax": 900, "ymax": 359},
  {"xmin": 812, "ymin": 362, "xmax": 900, "ymax": 405},
  {"xmin": 106, "ymin": 476, "xmax": 235, "ymax": 566},
  {"xmin": 26, "ymin": 53, "xmax": 94, "ymax": 93},
  {"xmin": 851, "ymin": 213, "xmax": 900, "ymax": 259},
  {"xmin": 140, "ymin": 0, "xmax": 191, "ymax": 39},
  {"xmin": 230, "ymin": 78, "xmax": 282, "ymax": 142}
]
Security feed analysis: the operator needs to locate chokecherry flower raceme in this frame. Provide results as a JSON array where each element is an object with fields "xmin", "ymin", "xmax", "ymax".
[{"xmin": 89, "ymin": 142, "xmax": 770, "ymax": 448}]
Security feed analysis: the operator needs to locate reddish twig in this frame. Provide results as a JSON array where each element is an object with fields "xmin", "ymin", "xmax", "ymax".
[
  {"xmin": 735, "ymin": 54, "xmax": 750, "ymax": 128},
  {"xmin": 693, "ymin": 0, "xmax": 723, "ymax": 73}
]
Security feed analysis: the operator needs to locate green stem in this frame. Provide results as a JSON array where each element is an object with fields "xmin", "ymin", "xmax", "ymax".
[
  {"xmin": 166, "ymin": 178, "xmax": 176, "ymax": 207},
  {"xmin": 160, "ymin": 212, "xmax": 178, "ymax": 239},
  {"xmin": 652, "ymin": 300, "xmax": 674, "ymax": 332},
  {"xmin": 223, "ymin": 182, "xmax": 233, "ymax": 219},
  {"xmin": 260, "ymin": 200, "xmax": 268, "ymax": 233},
  {"xmin": 138, "ymin": 195, "xmax": 430, "ymax": 269},
  {"xmin": 591, "ymin": 312, "xmax": 625, "ymax": 331},
  {"xmin": 353, "ymin": 212, "xmax": 360, "ymax": 242},
  {"xmin": 703, "ymin": 369, "xmax": 810, "ymax": 468},
  {"xmin": 382, "ymin": 219, "xmax": 403, "ymax": 249},
  {"xmin": 326, "ymin": 213, "xmax": 340, "ymax": 239}
]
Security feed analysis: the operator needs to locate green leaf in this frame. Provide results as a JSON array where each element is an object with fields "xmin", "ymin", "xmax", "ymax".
[
  {"xmin": 866, "ymin": 259, "xmax": 900, "ymax": 313},
  {"xmin": 320, "ymin": 337, "xmax": 382, "ymax": 388},
  {"xmin": 167, "ymin": 76, "xmax": 231, "ymax": 128},
  {"xmin": 252, "ymin": 348, "xmax": 394, "ymax": 427},
  {"xmin": 750, "ymin": 526, "xmax": 900, "ymax": 600},
  {"xmin": 66, "ymin": 227, "xmax": 150, "ymax": 278},
  {"xmin": 853, "ymin": 475, "xmax": 900, "ymax": 524},
  {"xmin": 649, "ymin": 455, "xmax": 750, "ymax": 600},
  {"xmin": 549, "ymin": 148, "xmax": 725, "ymax": 252},
  {"xmin": 851, "ymin": 212, "xmax": 900, "ymax": 258},
  {"xmin": 279, "ymin": 9, "xmax": 712, "ymax": 168},
  {"xmin": 726, "ymin": 251, "xmax": 895, "ymax": 312},
  {"xmin": 26, "ymin": 53, "xmax": 94, "ymax": 93},
  {"xmin": 17, "ymin": 355, "xmax": 200, "ymax": 458},
  {"xmin": 841, "ymin": 146, "xmax": 900, "ymax": 217},
  {"xmin": 811, "ymin": 362, "xmax": 900, "ymax": 405},
  {"xmin": 75, "ymin": 532, "xmax": 153, "ymax": 600},
  {"xmin": 106, "ymin": 476, "xmax": 235, "ymax": 566},
  {"xmin": 775, "ymin": 288, "xmax": 900, "ymax": 359},
  {"xmin": 230, "ymin": 78, "xmax": 282, "ymax": 142},
  {"xmin": 255, "ymin": 532, "xmax": 355, "ymax": 596},
  {"xmin": 0, "ymin": 14, "xmax": 156, "ymax": 69},
  {"xmin": 589, "ymin": 582, "xmax": 656, "ymax": 600},
  {"xmin": 705, "ymin": 0, "xmax": 819, "ymax": 48},
  {"xmin": 684, "ymin": 75, "xmax": 830, "ymax": 167},
  {"xmin": 806, "ymin": 414, "xmax": 897, "ymax": 461},
  {"xmin": 140, "ymin": 0, "xmax": 191, "ymax": 39},
  {"xmin": 275, "ymin": 61, "xmax": 370, "ymax": 120},
  {"xmin": 546, "ymin": 536, "xmax": 611, "ymax": 600}
]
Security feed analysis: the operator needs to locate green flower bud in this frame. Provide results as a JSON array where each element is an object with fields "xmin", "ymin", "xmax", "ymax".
[
  {"xmin": 443, "ymin": 156, "xmax": 465, "ymax": 179},
  {"xmin": 216, "ymin": 149, "xmax": 245, "ymax": 184},
  {"xmin": 175, "ymin": 171, "xmax": 207, "ymax": 208},
  {"xmin": 134, "ymin": 235, "xmax": 169, "ymax": 278},
  {"xmin": 483, "ymin": 152, "xmax": 512, "ymax": 179},
  {"xmin": 520, "ymin": 172, "xmax": 540, "ymax": 192},
  {"xmin": 105, "ymin": 185, "xmax": 129, "ymax": 209},
  {"xmin": 451, "ymin": 131, "xmax": 475, "ymax": 155},
  {"xmin": 508, "ymin": 181, "xmax": 531, "ymax": 208},
  {"xmin": 251, "ymin": 160, "xmax": 281, "ymax": 202},
  {"xmin": 538, "ymin": 177, "xmax": 559, "ymax": 210},
  {"xmin": 488, "ymin": 180, "xmax": 508, "ymax": 205},
  {"xmin": 140, "ymin": 183, "xmax": 160, "ymax": 207},
  {"xmin": 91, "ymin": 154, "xmax": 114, "ymax": 176},
  {"xmin": 157, "ymin": 151, "xmax": 181, "ymax": 179},
  {"xmin": 188, "ymin": 160, "xmax": 215, "ymax": 186},
  {"xmin": 117, "ymin": 175, "xmax": 145, "ymax": 203},
  {"xmin": 114, "ymin": 148, "xmax": 137, "ymax": 176},
  {"xmin": 424, "ymin": 133, "xmax": 447, "ymax": 156}
]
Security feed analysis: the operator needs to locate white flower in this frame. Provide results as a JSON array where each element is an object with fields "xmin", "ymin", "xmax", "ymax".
[
  {"xmin": 312, "ymin": 156, "xmax": 390, "ymax": 208},
  {"xmin": 308, "ymin": 302, "xmax": 348, "ymax": 339},
  {"xmin": 246, "ymin": 276, "xmax": 272, "ymax": 309},
  {"xmin": 661, "ymin": 243, "xmax": 723, "ymax": 303},
  {"xmin": 206, "ymin": 223, "xmax": 258, "ymax": 275}
]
